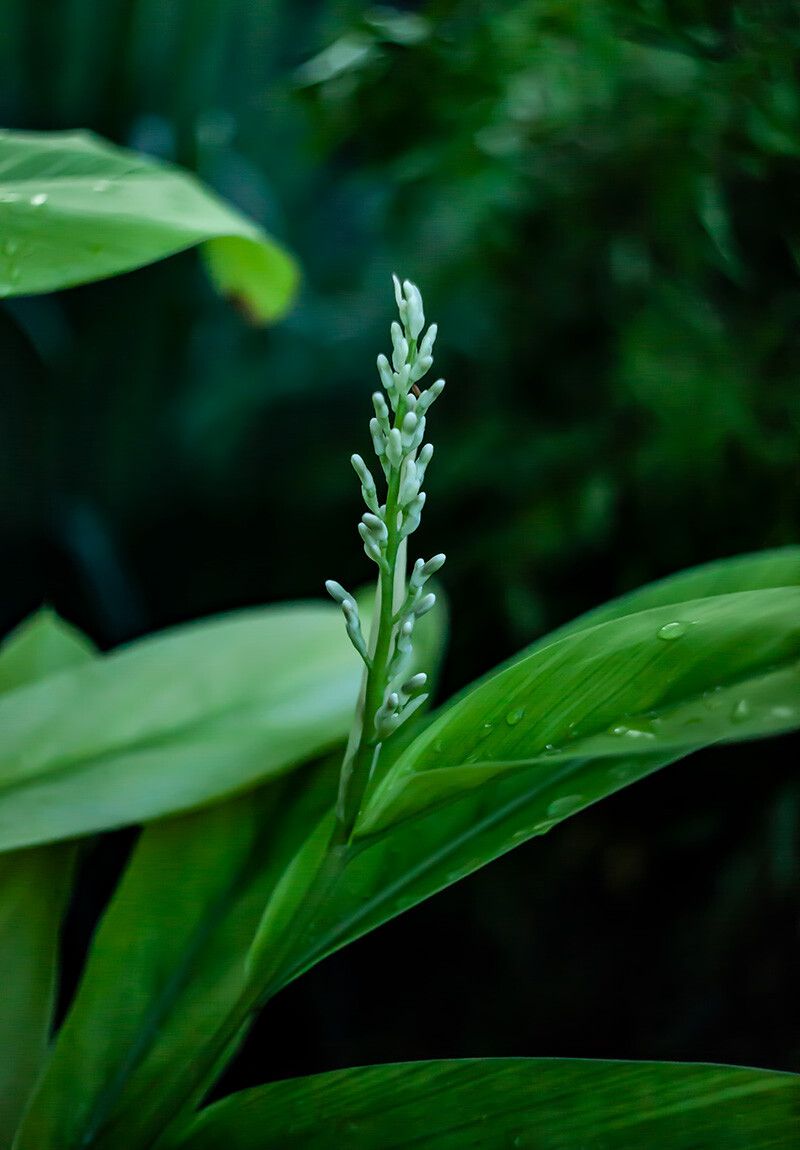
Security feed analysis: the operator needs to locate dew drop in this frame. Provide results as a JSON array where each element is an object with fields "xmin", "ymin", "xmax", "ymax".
[
  {"xmin": 93, "ymin": 179, "xmax": 111, "ymax": 192},
  {"xmin": 478, "ymin": 722, "xmax": 493, "ymax": 740},
  {"xmin": 731, "ymin": 699, "xmax": 750, "ymax": 723},
  {"xmin": 610, "ymin": 763, "xmax": 637, "ymax": 782},
  {"xmin": 657, "ymin": 621, "xmax": 687, "ymax": 641},
  {"xmin": 547, "ymin": 794, "xmax": 583, "ymax": 818},
  {"xmin": 544, "ymin": 742, "xmax": 557, "ymax": 753},
  {"xmin": 30, "ymin": 193, "xmax": 48, "ymax": 206},
  {"xmin": 532, "ymin": 819, "xmax": 557, "ymax": 834},
  {"xmin": 771, "ymin": 705, "xmax": 794, "ymax": 720},
  {"xmin": 506, "ymin": 707, "xmax": 525, "ymax": 727}
]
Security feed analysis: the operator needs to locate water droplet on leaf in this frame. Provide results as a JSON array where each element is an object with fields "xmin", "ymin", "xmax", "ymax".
[
  {"xmin": 547, "ymin": 794, "xmax": 583, "ymax": 818},
  {"xmin": 731, "ymin": 699, "xmax": 750, "ymax": 723},
  {"xmin": 30, "ymin": 193, "xmax": 48, "ymax": 206},
  {"xmin": 657, "ymin": 621, "xmax": 688, "ymax": 641},
  {"xmin": 506, "ymin": 707, "xmax": 525, "ymax": 726}
]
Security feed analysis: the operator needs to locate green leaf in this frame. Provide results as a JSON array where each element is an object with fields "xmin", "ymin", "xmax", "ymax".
[
  {"xmin": 15, "ymin": 593, "xmax": 449, "ymax": 1150},
  {"xmin": 0, "ymin": 608, "xmax": 95, "ymax": 694},
  {"xmin": 0, "ymin": 129, "xmax": 298, "ymax": 322},
  {"xmin": 166, "ymin": 1059, "xmax": 800, "ymax": 1149},
  {"xmin": 16, "ymin": 765, "xmax": 338, "ymax": 1150},
  {"xmin": 357, "ymin": 586, "xmax": 800, "ymax": 836},
  {"xmin": 0, "ymin": 610, "xmax": 92, "ymax": 1141},
  {"xmin": 242, "ymin": 551, "xmax": 800, "ymax": 1007},
  {"xmin": 0, "ymin": 603, "xmax": 363, "ymax": 851}
]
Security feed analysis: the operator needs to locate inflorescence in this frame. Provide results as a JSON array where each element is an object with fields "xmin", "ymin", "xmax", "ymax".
[{"xmin": 326, "ymin": 276, "xmax": 445, "ymax": 751}]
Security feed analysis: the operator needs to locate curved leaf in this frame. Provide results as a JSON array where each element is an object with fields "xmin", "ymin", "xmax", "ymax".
[
  {"xmin": 15, "ymin": 766, "xmax": 336, "ymax": 1150},
  {"xmin": 0, "ymin": 129, "xmax": 298, "ymax": 321},
  {"xmin": 0, "ymin": 603, "xmax": 362, "ymax": 851},
  {"xmin": 16, "ymin": 597, "xmax": 448, "ymax": 1149},
  {"xmin": 166, "ymin": 1058, "xmax": 800, "ymax": 1149},
  {"xmin": 241, "ymin": 554, "xmax": 800, "ymax": 1012},
  {"xmin": 357, "ymin": 587, "xmax": 800, "ymax": 835}
]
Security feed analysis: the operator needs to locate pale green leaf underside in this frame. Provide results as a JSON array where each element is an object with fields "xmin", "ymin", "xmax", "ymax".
[
  {"xmin": 168, "ymin": 1058, "xmax": 800, "ymax": 1149},
  {"xmin": 0, "ymin": 603, "xmax": 362, "ymax": 851},
  {"xmin": 0, "ymin": 129, "xmax": 298, "ymax": 321}
]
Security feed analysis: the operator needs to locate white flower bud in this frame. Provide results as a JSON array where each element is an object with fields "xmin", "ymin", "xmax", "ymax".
[
  {"xmin": 377, "ymin": 354, "xmax": 394, "ymax": 393},
  {"xmin": 418, "ymin": 323, "xmax": 437, "ymax": 360},
  {"xmin": 386, "ymin": 427, "xmax": 404, "ymax": 469},
  {"xmin": 414, "ymin": 591, "xmax": 436, "ymax": 617},
  {"xmin": 325, "ymin": 580, "xmax": 350, "ymax": 603},
  {"xmin": 391, "ymin": 322, "xmax": 408, "ymax": 372},
  {"xmin": 402, "ymin": 279, "xmax": 425, "ymax": 339}
]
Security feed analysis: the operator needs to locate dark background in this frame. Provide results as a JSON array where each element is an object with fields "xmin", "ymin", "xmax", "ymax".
[{"xmin": 2, "ymin": 0, "xmax": 798, "ymax": 1084}]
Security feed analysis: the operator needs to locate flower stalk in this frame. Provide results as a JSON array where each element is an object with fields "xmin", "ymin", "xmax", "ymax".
[{"xmin": 327, "ymin": 277, "xmax": 445, "ymax": 839}]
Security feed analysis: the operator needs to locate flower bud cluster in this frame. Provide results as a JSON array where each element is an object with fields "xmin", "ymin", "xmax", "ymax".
[{"xmin": 327, "ymin": 276, "xmax": 446, "ymax": 745}]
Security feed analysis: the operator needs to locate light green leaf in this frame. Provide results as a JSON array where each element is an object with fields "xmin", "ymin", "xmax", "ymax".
[
  {"xmin": 0, "ymin": 610, "xmax": 92, "ymax": 1141},
  {"xmin": 0, "ymin": 603, "xmax": 362, "ymax": 851},
  {"xmin": 14, "ymin": 588, "xmax": 450, "ymax": 1148},
  {"xmin": 0, "ymin": 607, "xmax": 95, "ymax": 694},
  {"xmin": 0, "ymin": 129, "xmax": 298, "ymax": 321},
  {"xmin": 357, "ymin": 587, "xmax": 800, "ymax": 836},
  {"xmin": 16, "ymin": 764, "xmax": 338, "ymax": 1150},
  {"xmin": 166, "ymin": 1058, "xmax": 800, "ymax": 1149}
]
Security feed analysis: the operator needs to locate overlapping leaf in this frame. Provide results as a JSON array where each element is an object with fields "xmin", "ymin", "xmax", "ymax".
[
  {"xmin": 15, "ymin": 597, "xmax": 447, "ymax": 1150},
  {"xmin": 0, "ymin": 603, "xmax": 363, "ymax": 850},
  {"xmin": 15, "ymin": 552, "xmax": 800, "ymax": 1148},
  {"xmin": 357, "ymin": 587, "xmax": 800, "ymax": 835},
  {"xmin": 0, "ymin": 129, "xmax": 298, "ymax": 321},
  {"xmin": 166, "ymin": 1058, "xmax": 800, "ymax": 1149},
  {"xmin": 0, "ymin": 611, "xmax": 91, "ymax": 1141}
]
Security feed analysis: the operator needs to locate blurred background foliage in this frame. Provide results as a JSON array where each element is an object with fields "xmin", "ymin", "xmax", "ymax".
[{"xmin": 1, "ymin": 0, "xmax": 798, "ymax": 1084}]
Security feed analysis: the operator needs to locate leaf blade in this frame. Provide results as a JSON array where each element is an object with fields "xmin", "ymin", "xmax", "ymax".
[
  {"xmin": 0, "ymin": 129, "xmax": 299, "ymax": 321},
  {"xmin": 0, "ymin": 610, "xmax": 92, "ymax": 1141},
  {"xmin": 167, "ymin": 1058, "xmax": 800, "ymax": 1149}
]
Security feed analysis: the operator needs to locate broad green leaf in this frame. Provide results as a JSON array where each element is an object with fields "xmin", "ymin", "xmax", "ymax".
[
  {"xmin": 503, "ymin": 545, "xmax": 800, "ymax": 657},
  {"xmin": 357, "ymin": 587, "xmax": 800, "ymax": 835},
  {"xmin": 15, "ymin": 594, "xmax": 449, "ymax": 1149},
  {"xmin": 166, "ymin": 1059, "xmax": 800, "ymax": 1149},
  {"xmin": 0, "ymin": 129, "xmax": 298, "ymax": 321},
  {"xmin": 16, "ymin": 764, "xmax": 338, "ymax": 1150},
  {"xmin": 0, "ymin": 603, "xmax": 362, "ymax": 851},
  {"xmin": 242, "ymin": 554, "xmax": 800, "ymax": 1009},
  {"xmin": 0, "ymin": 610, "xmax": 92, "ymax": 1141}
]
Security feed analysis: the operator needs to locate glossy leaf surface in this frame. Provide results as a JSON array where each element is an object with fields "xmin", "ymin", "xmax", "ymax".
[
  {"xmin": 0, "ymin": 130, "xmax": 298, "ymax": 321},
  {"xmin": 168, "ymin": 1058, "xmax": 800, "ymax": 1149},
  {"xmin": 358, "ymin": 587, "xmax": 800, "ymax": 835},
  {"xmin": 245, "ymin": 552, "xmax": 800, "ymax": 1001}
]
